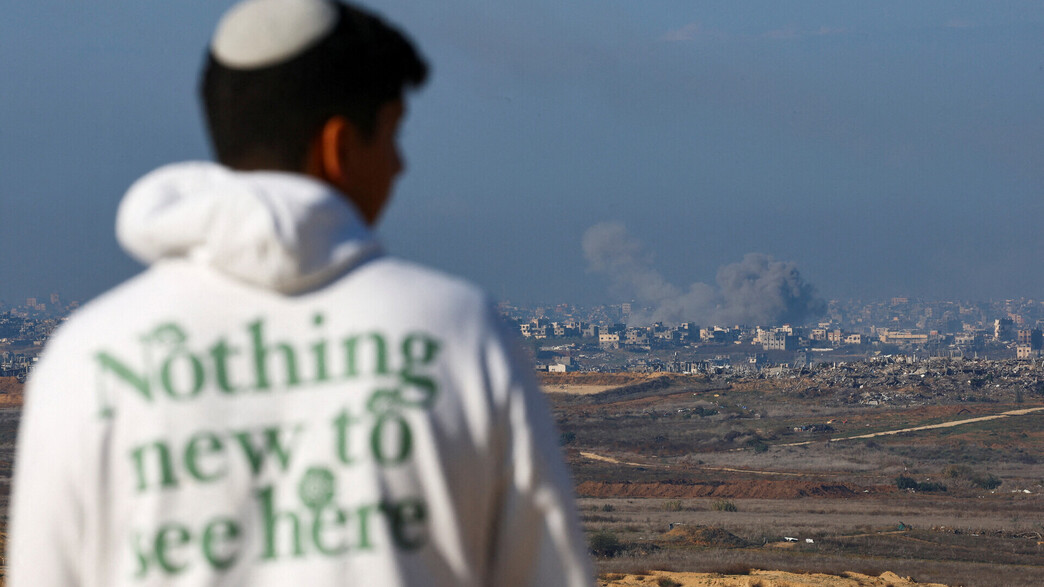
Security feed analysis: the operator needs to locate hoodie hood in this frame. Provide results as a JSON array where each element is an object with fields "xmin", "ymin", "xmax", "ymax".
[{"xmin": 117, "ymin": 161, "xmax": 381, "ymax": 294}]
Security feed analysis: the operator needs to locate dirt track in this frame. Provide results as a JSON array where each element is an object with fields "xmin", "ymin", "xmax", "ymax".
[
  {"xmin": 579, "ymin": 451, "xmax": 816, "ymax": 478},
  {"xmin": 581, "ymin": 451, "xmax": 649, "ymax": 467},
  {"xmin": 783, "ymin": 406, "xmax": 1044, "ymax": 446}
]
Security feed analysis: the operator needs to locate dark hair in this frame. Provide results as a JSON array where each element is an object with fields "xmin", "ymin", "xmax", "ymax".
[{"xmin": 200, "ymin": 1, "xmax": 428, "ymax": 170}]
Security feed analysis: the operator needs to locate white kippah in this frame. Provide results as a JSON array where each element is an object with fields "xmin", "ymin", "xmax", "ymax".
[{"xmin": 211, "ymin": 0, "xmax": 339, "ymax": 69}]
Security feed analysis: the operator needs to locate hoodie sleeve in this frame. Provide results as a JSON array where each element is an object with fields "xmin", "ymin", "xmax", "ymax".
[
  {"xmin": 480, "ymin": 308, "xmax": 594, "ymax": 586},
  {"xmin": 8, "ymin": 337, "xmax": 88, "ymax": 587}
]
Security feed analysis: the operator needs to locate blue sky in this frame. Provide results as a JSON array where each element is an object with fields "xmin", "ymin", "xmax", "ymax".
[{"xmin": 3, "ymin": 1, "xmax": 1044, "ymax": 307}]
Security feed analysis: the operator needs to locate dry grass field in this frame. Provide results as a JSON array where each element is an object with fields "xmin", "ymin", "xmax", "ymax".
[{"xmin": 548, "ymin": 372, "xmax": 1044, "ymax": 587}]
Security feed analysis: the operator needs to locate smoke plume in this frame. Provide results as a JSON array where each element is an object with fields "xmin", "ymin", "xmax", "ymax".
[{"xmin": 582, "ymin": 222, "xmax": 825, "ymax": 326}]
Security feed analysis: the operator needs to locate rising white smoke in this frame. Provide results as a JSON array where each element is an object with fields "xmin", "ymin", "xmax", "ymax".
[{"xmin": 582, "ymin": 222, "xmax": 825, "ymax": 326}]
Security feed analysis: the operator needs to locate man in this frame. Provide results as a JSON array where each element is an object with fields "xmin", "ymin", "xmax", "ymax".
[{"xmin": 8, "ymin": 1, "xmax": 593, "ymax": 585}]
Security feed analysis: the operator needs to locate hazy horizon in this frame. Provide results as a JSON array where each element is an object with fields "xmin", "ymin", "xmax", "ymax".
[{"xmin": 4, "ymin": 1, "xmax": 1044, "ymax": 307}]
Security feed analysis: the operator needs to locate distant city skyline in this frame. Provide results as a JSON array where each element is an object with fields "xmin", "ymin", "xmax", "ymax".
[
  {"xmin": 4, "ymin": 1, "xmax": 1044, "ymax": 306},
  {"xmin": 8, "ymin": 289, "xmax": 1044, "ymax": 383}
]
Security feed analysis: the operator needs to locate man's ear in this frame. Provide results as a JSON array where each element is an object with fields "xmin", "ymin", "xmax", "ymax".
[{"xmin": 311, "ymin": 116, "xmax": 350, "ymax": 186}]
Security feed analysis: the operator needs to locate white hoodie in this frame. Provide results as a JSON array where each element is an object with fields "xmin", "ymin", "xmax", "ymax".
[{"xmin": 9, "ymin": 162, "xmax": 593, "ymax": 586}]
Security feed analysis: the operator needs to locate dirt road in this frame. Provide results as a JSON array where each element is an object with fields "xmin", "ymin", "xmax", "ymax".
[
  {"xmin": 782, "ymin": 406, "xmax": 1044, "ymax": 447},
  {"xmin": 579, "ymin": 451, "xmax": 817, "ymax": 477}
]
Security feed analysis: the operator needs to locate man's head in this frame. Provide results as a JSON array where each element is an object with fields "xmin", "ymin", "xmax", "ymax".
[{"xmin": 201, "ymin": 0, "xmax": 427, "ymax": 223}]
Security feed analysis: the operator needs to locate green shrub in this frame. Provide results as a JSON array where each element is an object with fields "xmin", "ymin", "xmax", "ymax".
[
  {"xmin": 895, "ymin": 475, "xmax": 918, "ymax": 490},
  {"xmin": 589, "ymin": 529, "xmax": 623, "ymax": 558},
  {"xmin": 972, "ymin": 473, "xmax": 1002, "ymax": 490},
  {"xmin": 713, "ymin": 499, "xmax": 738, "ymax": 512},
  {"xmin": 896, "ymin": 475, "xmax": 946, "ymax": 492},
  {"xmin": 657, "ymin": 578, "xmax": 682, "ymax": 587},
  {"xmin": 943, "ymin": 465, "xmax": 1002, "ymax": 490},
  {"xmin": 746, "ymin": 438, "xmax": 769, "ymax": 453},
  {"xmin": 601, "ymin": 503, "xmax": 615, "ymax": 512},
  {"xmin": 663, "ymin": 499, "xmax": 683, "ymax": 512}
]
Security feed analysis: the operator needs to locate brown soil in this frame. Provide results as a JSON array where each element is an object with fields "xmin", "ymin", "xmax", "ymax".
[
  {"xmin": 577, "ymin": 480, "xmax": 869, "ymax": 500},
  {"xmin": 0, "ymin": 378, "xmax": 23, "ymax": 407},
  {"xmin": 599, "ymin": 570, "xmax": 948, "ymax": 586}
]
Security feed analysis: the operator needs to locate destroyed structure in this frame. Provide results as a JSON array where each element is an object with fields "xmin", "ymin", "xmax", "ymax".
[{"xmin": 500, "ymin": 298, "xmax": 1044, "ymax": 386}]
